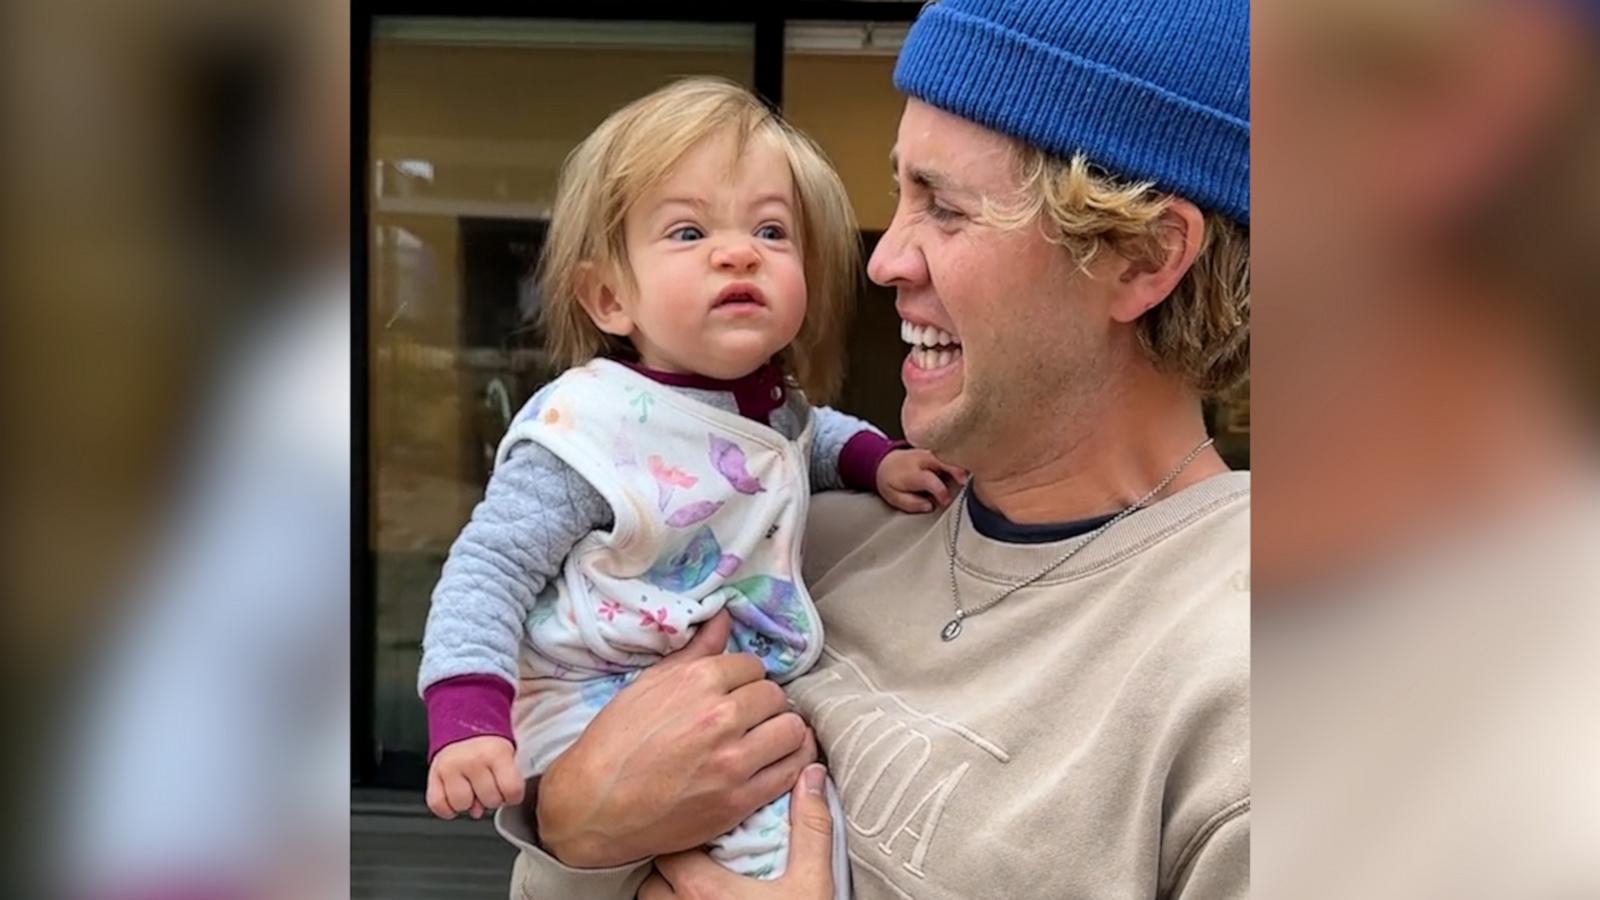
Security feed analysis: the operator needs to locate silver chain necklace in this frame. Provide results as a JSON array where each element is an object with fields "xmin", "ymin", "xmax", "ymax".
[{"xmin": 940, "ymin": 437, "xmax": 1216, "ymax": 641}]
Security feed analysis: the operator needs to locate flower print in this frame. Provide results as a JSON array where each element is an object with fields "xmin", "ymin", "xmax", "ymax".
[
  {"xmin": 639, "ymin": 606, "xmax": 679, "ymax": 635},
  {"xmin": 597, "ymin": 598, "xmax": 621, "ymax": 622},
  {"xmin": 627, "ymin": 388, "xmax": 656, "ymax": 423},
  {"xmin": 648, "ymin": 455, "xmax": 698, "ymax": 488},
  {"xmin": 666, "ymin": 500, "xmax": 723, "ymax": 527},
  {"xmin": 709, "ymin": 435, "xmax": 763, "ymax": 494},
  {"xmin": 648, "ymin": 455, "xmax": 698, "ymax": 510}
]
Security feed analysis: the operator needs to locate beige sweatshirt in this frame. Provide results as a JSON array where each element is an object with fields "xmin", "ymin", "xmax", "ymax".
[{"xmin": 498, "ymin": 471, "xmax": 1251, "ymax": 899}]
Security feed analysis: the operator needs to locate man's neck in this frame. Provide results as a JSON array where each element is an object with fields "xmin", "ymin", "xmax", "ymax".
[{"xmin": 969, "ymin": 371, "xmax": 1227, "ymax": 525}]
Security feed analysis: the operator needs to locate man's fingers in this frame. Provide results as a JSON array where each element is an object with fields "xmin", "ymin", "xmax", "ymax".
[
  {"xmin": 425, "ymin": 769, "xmax": 454, "ymax": 819},
  {"xmin": 659, "ymin": 609, "xmax": 731, "ymax": 670},
  {"xmin": 727, "ymin": 678, "xmax": 790, "ymax": 734},
  {"xmin": 735, "ymin": 710, "xmax": 809, "ymax": 776},
  {"xmin": 701, "ymin": 648, "xmax": 768, "ymax": 693},
  {"xmin": 741, "ymin": 726, "xmax": 818, "ymax": 810},
  {"xmin": 655, "ymin": 850, "xmax": 739, "ymax": 892},
  {"xmin": 781, "ymin": 764, "xmax": 837, "ymax": 891},
  {"xmin": 637, "ymin": 871, "xmax": 674, "ymax": 900}
]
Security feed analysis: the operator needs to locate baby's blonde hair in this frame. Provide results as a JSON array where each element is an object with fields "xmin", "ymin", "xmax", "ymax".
[
  {"xmin": 537, "ymin": 78, "xmax": 860, "ymax": 403},
  {"xmin": 982, "ymin": 148, "xmax": 1251, "ymax": 397}
]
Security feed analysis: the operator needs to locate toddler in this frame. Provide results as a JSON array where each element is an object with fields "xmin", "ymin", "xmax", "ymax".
[{"xmin": 418, "ymin": 78, "xmax": 957, "ymax": 891}]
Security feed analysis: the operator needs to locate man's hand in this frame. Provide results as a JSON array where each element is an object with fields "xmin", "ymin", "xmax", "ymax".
[
  {"xmin": 426, "ymin": 735, "xmax": 523, "ymax": 820},
  {"xmin": 537, "ymin": 612, "xmax": 817, "ymax": 868},
  {"xmin": 876, "ymin": 448, "xmax": 966, "ymax": 513},
  {"xmin": 638, "ymin": 764, "xmax": 837, "ymax": 900}
]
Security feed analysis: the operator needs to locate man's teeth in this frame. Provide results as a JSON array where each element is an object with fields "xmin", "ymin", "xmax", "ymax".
[
  {"xmin": 909, "ymin": 346, "xmax": 960, "ymax": 369},
  {"xmin": 900, "ymin": 321, "xmax": 961, "ymax": 370},
  {"xmin": 899, "ymin": 320, "xmax": 959, "ymax": 348}
]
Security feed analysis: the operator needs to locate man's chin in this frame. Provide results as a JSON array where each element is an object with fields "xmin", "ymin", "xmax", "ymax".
[{"xmin": 901, "ymin": 401, "xmax": 964, "ymax": 460}]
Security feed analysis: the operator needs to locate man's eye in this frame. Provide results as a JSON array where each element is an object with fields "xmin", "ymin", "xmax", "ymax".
[
  {"xmin": 668, "ymin": 225, "xmax": 705, "ymax": 241},
  {"xmin": 927, "ymin": 201, "xmax": 963, "ymax": 222},
  {"xmin": 755, "ymin": 224, "xmax": 787, "ymax": 240}
]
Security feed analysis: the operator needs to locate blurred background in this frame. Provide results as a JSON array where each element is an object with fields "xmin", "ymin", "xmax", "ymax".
[
  {"xmin": 14, "ymin": 0, "xmax": 1596, "ymax": 898},
  {"xmin": 1252, "ymin": 1, "xmax": 1599, "ymax": 897}
]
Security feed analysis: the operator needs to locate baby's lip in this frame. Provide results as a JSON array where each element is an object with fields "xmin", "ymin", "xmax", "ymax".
[{"xmin": 714, "ymin": 282, "xmax": 768, "ymax": 307}]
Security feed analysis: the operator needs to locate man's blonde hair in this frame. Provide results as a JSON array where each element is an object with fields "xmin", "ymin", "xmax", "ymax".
[
  {"xmin": 537, "ymin": 78, "xmax": 860, "ymax": 403},
  {"xmin": 984, "ymin": 148, "xmax": 1251, "ymax": 397}
]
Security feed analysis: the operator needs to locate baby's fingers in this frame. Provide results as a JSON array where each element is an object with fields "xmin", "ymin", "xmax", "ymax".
[
  {"xmin": 936, "ymin": 460, "xmax": 969, "ymax": 485},
  {"xmin": 425, "ymin": 768, "xmax": 454, "ymax": 819},
  {"xmin": 885, "ymin": 488, "xmax": 933, "ymax": 513},
  {"xmin": 914, "ymin": 469, "xmax": 953, "ymax": 507}
]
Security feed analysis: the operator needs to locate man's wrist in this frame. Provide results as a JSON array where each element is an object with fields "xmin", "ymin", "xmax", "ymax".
[{"xmin": 535, "ymin": 756, "xmax": 613, "ymax": 868}]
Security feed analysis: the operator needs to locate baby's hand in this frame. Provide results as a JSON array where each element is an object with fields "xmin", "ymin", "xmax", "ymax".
[
  {"xmin": 876, "ymin": 448, "xmax": 967, "ymax": 513},
  {"xmin": 426, "ymin": 735, "xmax": 524, "ymax": 820}
]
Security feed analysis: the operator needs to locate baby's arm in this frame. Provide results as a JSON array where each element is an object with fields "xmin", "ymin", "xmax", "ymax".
[
  {"xmin": 809, "ymin": 406, "xmax": 964, "ymax": 513},
  {"xmin": 417, "ymin": 439, "xmax": 610, "ymax": 817},
  {"xmin": 808, "ymin": 405, "xmax": 898, "ymax": 493}
]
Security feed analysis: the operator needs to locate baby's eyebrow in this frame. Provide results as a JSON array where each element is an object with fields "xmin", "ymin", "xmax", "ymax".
[
  {"xmin": 747, "ymin": 192, "xmax": 793, "ymax": 211},
  {"xmin": 656, "ymin": 197, "xmax": 710, "ymax": 212}
]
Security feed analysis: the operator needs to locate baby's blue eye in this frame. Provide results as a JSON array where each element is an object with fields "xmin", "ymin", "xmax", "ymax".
[
  {"xmin": 669, "ymin": 225, "xmax": 705, "ymax": 241},
  {"xmin": 755, "ymin": 224, "xmax": 787, "ymax": 241}
]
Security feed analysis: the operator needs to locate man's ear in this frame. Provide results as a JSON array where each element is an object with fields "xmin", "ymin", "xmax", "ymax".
[
  {"xmin": 575, "ymin": 261, "xmax": 634, "ymax": 338},
  {"xmin": 1108, "ymin": 199, "xmax": 1205, "ymax": 324}
]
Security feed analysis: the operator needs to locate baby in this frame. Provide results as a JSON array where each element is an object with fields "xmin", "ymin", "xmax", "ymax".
[{"xmin": 417, "ymin": 78, "xmax": 957, "ymax": 890}]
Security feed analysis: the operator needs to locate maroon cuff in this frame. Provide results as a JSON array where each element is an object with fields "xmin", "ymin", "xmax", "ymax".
[
  {"xmin": 424, "ymin": 674, "xmax": 516, "ymax": 761},
  {"xmin": 837, "ymin": 431, "xmax": 905, "ymax": 492}
]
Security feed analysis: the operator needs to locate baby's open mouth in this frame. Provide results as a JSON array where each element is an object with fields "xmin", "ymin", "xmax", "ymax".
[{"xmin": 715, "ymin": 284, "xmax": 767, "ymax": 309}]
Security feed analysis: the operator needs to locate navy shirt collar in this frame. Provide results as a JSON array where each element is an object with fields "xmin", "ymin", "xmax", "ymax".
[{"xmin": 965, "ymin": 488, "xmax": 1127, "ymax": 543}]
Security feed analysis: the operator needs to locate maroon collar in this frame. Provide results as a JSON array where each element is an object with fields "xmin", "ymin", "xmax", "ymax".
[{"xmin": 617, "ymin": 359, "xmax": 789, "ymax": 424}]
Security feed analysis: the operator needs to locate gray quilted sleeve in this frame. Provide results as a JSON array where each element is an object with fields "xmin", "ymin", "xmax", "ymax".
[
  {"xmin": 417, "ymin": 440, "xmax": 612, "ymax": 693},
  {"xmin": 808, "ymin": 405, "xmax": 882, "ymax": 492}
]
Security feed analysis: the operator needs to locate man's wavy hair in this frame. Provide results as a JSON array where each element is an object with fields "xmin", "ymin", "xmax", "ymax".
[{"xmin": 982, "ymin": 147, "xmax": 1251, "ymax": 397}]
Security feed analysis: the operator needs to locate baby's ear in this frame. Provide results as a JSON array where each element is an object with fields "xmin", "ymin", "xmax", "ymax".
[{"xmin": 575, "ymin": 261, "xmax": 634, "ymax": 337}]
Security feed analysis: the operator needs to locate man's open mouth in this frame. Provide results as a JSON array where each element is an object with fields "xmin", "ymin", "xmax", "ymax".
[{"xmin": 901, "ymin": 320, "xmax": 962, "ymax": 369}]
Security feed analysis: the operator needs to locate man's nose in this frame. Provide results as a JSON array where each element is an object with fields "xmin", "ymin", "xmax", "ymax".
[{"xmin": 867, "ymin": 215, "xmax": 919, "ymax": 287}]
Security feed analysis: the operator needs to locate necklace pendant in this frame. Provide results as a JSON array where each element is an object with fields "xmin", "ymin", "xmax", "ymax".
[{"xmin": 940, "ymin": 618, "xmax": 963, "ymax": 642}]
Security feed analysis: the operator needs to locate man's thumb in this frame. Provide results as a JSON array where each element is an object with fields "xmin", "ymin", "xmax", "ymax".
[
  {"xmin": 660, "ymin": 609, "xmax": 731, "ymax": 669},
  {"xmin": 784, "ymin": 764, "xmax": 836, "ymax": 889}
]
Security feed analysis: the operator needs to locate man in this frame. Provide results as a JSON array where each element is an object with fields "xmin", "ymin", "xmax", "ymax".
[{"xmin": 496, "ymin": 0, "xmax": 1250, "ymax": 896}]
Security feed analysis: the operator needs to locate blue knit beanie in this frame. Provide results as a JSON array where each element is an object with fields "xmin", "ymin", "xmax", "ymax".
[{"xmin": 894, "ymin": 0, "xmax": 1250, "ymax": 224}]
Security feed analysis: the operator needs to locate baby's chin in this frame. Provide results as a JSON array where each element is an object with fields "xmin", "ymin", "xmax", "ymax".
[{"xmin": 697, "ymin": 338, "xmax": 795, "ymax": 376}]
